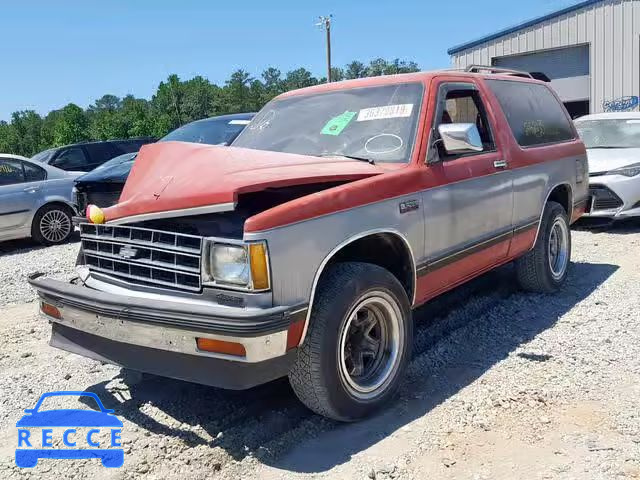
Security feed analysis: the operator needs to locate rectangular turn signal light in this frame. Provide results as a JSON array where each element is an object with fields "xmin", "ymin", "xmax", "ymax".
[
  {"xmin": 249, "ymin": 243, "xmax": 270, "ymax": 290},
  {"xmin": 41, "ymin": 302, "xmax": 62, "ymax": 319},
  {"xmin": 196, "ymin": 337, "xmax": 246, "ymax": 357}
]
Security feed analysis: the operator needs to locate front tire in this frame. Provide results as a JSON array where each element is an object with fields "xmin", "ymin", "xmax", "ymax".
[
  {"xmin": 31, "ymin": 204, "xmax": 73, "ymax": 246},
  {"xmin": 289, "ymin": 262, "xmax": 412, "ymax": 421},
  {"xmin": 515, "ymin": 201, "xmax": 571, "ymax": 293}
]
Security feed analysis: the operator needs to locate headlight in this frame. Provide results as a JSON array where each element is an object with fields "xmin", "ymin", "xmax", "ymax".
[
  {"xmin": 202, "ymin": 240, "xmax": 270, "ymax": 291},
  {"xmin": 607, "ymin": 162, "xmax": 640, "ymax": 177},
  {"xmin": 211, "ymin": 245, "xmax": 250, "ymax": 285}
]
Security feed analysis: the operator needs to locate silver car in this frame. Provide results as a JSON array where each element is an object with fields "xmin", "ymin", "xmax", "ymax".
[
  {"xmin": 575, "ymin": 112, "xmax": 640, "ymax": 219},
  {"xmin": 0, "ymin": 154, "xmax": 79, "ymax": 244}
]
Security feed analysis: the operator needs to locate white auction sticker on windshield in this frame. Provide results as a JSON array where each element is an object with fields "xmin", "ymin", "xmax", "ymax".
[{"xmin": 357, "ymin": 104, "xmax": 413, "ymax": 122}]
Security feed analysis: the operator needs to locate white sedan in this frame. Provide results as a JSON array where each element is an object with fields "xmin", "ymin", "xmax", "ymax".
[
  {"xmin": 0, "ymin": 154, "xmax": 80, "ymax": 244},
  {"xmin": 575, "ymin": 112, "xmax": 640, "ymax": 219}
]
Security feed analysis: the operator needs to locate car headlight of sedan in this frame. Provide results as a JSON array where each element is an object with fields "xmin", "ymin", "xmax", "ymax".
[
  {"xmin": 202, "ymin": 240, "xmax": 270, "ymax": 291},
  {"xmin": 607, "ymin": 162, "xmax": 640, "ymax": 177}
]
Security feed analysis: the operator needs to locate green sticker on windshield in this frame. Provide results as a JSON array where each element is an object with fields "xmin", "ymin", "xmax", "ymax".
[{"xmin": 321, "ymin": 111, "xmax": 357, "ymax": 136}]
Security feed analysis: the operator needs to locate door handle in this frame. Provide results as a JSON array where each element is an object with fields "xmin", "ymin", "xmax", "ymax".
[
  {"xmin": 493, "ymin": 160, "xmax": 508, "ymax": 169},
  {"xmin": 23, "ymin": 186, "xmax": 40, "ymax": 193}
]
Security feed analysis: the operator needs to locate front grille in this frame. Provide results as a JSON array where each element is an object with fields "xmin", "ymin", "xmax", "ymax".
[
  {"xmin": 80, "ymin": 223, "xmax": 203, "ymax": 292},
  {"xmin": 589, "ymin": 185, "xmax": 623, "ymax": 211}
]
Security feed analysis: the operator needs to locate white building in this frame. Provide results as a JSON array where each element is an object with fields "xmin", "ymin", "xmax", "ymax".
[{"xmin": 449, "ymin": 0, "xmax": 640, "ymax": 117}]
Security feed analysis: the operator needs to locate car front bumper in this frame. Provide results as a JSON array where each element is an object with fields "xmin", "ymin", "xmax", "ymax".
[
  {"xmin": 585, "ymin": 173, "xmax": 640, "ymax": 218},
  {"xmin": 28, "ymin": 273, "xmax": 307, "ymax": 389}
]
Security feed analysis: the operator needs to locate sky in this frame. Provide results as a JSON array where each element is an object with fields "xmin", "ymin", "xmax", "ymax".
[{"xmin": 0, "ymin": 0, "xmax": 582, "ymax": 121}]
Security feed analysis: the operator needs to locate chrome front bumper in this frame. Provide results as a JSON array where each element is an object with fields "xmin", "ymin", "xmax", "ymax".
[{"xmin": 28, "ymin": 273, "xmax": 307, "ymax": 388}]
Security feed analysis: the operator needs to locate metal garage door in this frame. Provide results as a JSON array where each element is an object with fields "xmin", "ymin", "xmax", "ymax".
[{"xmin": 493, "ymin": 45, "xmax": 590, "ymax": 102}]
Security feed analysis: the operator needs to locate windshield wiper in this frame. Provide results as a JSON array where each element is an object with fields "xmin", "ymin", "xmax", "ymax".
[{"xmin": 319, "ymin": 153, "xmax": 375, "ymax": 165}]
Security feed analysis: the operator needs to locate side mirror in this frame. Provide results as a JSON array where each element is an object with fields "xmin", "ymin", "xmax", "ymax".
[{"xmin": 437, "ymin": 123, "xmax": 483, "ymax": 154}]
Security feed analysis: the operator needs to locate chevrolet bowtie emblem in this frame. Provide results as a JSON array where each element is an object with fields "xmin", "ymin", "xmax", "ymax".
[{"xmin": 118, "ymin": 245, "xmax": 138, "ymax": 259}]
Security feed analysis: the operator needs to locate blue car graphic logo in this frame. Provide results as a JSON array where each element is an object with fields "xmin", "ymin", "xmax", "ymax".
[{"xmin": 15, "ymin": 391, "xmax": 124, "ymax": 468}]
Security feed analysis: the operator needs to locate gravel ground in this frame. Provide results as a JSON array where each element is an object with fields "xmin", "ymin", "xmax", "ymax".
[
  {"xmin": 0, "ymin": 234, "xmax": 80, "ymax": 307},
  {"xmin": 0, "ymin": 223, "xmax": 639, "ymax": 479}
]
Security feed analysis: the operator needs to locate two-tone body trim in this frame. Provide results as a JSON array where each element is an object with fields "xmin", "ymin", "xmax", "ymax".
[
  {"xmin": 573, "ymin": 197, "xmax": 590, "ymax": 212},
  {"xmin": 416, "ymin": 220, "xmax": 539, "ymax": 276}
]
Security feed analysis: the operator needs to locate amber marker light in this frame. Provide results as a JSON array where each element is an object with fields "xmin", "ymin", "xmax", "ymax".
[
  {"xmin": 249, "ymin": 243, "xmax": 270, "ymax": 290},
  {"xmin": 41, "ymin": 302, "xmax": 62, "ymax": 319},
  {"xmin": 196, "ymin": 338, "xmax": 246, "ymax": 357}
]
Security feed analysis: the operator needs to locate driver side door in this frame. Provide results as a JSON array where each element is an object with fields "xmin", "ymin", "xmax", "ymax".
[{"xmin": 418, "ymin": 80, "xmax": 514, "ymax": 301}]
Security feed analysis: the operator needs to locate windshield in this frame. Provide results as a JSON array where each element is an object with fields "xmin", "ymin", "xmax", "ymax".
[
  {"xmin": 232, "ymin": 83, "xmax": 423, "ymax": 163},
  {"xmin": 575, "ymin": 119, "xmax": 640, "ymax": 149},
  {"xmin": 31, "ymin": 148, "xmax": 56, "ymax": 163},
  {"xmin": 161, "ymin": 118, "xmax": 249, "ymax": 145}
]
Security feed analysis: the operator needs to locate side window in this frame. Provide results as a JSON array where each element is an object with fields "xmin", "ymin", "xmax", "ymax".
[
  {"xmin": 435, "ymin": 86, "xmax": 496, "ymax": 155},
  {"xmin": 52, "ymin": 147, "xmax": 89, "ymax": 171},
  {"xmin": 84, "ymin": 143, "xmax": 117, "ymax": 165},
  {"xmin": 0, "ymin": 158, "xmax": 26, "ymax": 186},
  {"xmin": 486, "ymin": 80, "xmax": 575, "ymax": 147},
  {"xmin": 112, "ymin": 139, "xmax": 149, "ymax": 154},
  {"xmin": 23, "ymin": 161, "xmax": 47, "ymax": 182}
]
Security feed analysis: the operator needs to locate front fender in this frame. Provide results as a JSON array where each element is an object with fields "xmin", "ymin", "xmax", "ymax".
[{"xmin": 244, "ymin": 194, "xmax": 423, "ymax": 311}]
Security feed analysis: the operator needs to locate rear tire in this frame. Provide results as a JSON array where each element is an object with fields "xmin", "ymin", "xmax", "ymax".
[
  {"xmin": 515, "ymin": 201, "xmax": 571, "ymax": 293},
  {"xmin": 288, "ymin": 262, "xmax": 412, "ymax": 421},
  {"xmin": 31, "ymin": 204, "xmax": 73, "ymax": 246}
]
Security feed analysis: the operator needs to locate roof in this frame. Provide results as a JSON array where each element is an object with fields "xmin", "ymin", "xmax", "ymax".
[
  {"xmin": 448, "ymin": 0, "xmax": 604, "ymax": 55},
  {"xmin": 574, "ymin": 112, "xmax": 640, "ymax": 122},
  {"xmin": 277, "ymin": 70, "xmax": 543, "ymax": 99}
]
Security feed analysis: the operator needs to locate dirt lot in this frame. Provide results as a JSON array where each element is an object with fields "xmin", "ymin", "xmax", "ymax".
[{"xmin": 0, "ymin": 223, "xmax": 639, "ymax": 479}]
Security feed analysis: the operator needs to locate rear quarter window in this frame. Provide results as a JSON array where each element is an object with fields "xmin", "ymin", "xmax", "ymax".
[
  {"xmin": 111, "ymin": 138, "xmax": 154, "ymax": 155},
  {"xmin": 23, "ymin": 161, "xmax": 47, "ymax": 181},
  {"xmin": 486, "ymin": 80, "xmax": 575, "ymax": 147},
  {"xmin": 84, "ymin": 142, "xmax": 118, "ymax": 164}
]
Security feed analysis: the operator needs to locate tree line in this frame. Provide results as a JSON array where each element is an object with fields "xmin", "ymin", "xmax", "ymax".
[{"xmin": 0, "ymin": 58, "xmax": 419, "ymax": 158}]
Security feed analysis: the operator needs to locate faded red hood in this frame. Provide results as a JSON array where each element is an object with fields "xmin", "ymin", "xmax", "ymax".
[{"xmin": 103, "ymin": 142, "xmax": 383, "ymax": 222}]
